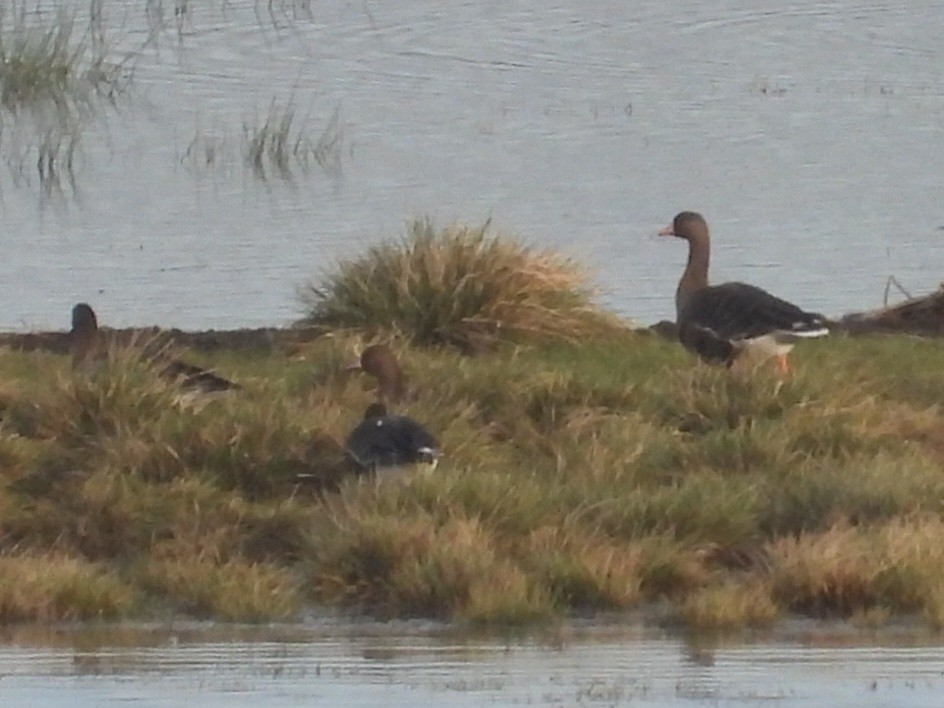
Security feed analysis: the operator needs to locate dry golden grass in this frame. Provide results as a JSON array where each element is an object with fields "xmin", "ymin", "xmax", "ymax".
[
  {"xmin": 0, "ymin": 553, "xmax": 134, "ymax": 622},
  {"xmin": 522, "ymin": 527, "xmax": 645, "ymax": 609},
  {"xmin": 768, "ymin": 517, "xmax": 944, "ymax": 620},
  {"xmin": 0, "ymin": 324, "xmax": 943, "ymax": 627},
  {"xmin": 300, "ymin": 219, "xmax": 625, "ymax": 349},
  {"xmin": 139, "ymin": 557, "xmax": 301, "ymax": 621},
  {"xmin": 678, "ymin": 580, "xmax": 779, "ymax": 630}
]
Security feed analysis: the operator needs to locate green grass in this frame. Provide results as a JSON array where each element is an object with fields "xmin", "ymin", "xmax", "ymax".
[
  {"xmin": 300, "ymin": 219, "xmax": 626, "ymax": 350},
  {"xmin": 1, "ymin": 327, "xmax": 944, "ymax": 628}
]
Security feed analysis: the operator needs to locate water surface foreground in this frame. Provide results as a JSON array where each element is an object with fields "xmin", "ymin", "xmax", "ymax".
[{"xmin": 2, "ymin": 621, "xmax": 942, "ymax": 706}]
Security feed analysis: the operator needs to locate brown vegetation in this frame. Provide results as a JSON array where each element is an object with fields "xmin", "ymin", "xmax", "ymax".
[{"xmin": 0, "ymin": 327, "xmax": 942, "ymax": 628}]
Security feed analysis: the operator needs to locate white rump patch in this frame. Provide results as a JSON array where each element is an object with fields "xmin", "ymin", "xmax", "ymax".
[
  {"xmin": 743, "ymin": 325, "xmax": 829, "ymax": 356},
  {"xmin": 742, "ymin": 334, "xmax": 794, "ymax": 356},
  {"xmin": 788, "ymin": 325, "xmax": 830, "ymax": 338}
]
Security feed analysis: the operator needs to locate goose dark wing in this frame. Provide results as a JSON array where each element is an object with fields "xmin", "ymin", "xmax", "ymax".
[
  {"xmin": 345, "ymin": 415, "xmax": 439, "ymax": 469},
  {"xmin": 345, "ymin": 418, "xmax": 393, "ymax": 468},
  {"xmin": 387, "ymin": 415, "xmax": 440, "ymax": 463},
  {"xmin": 681, "ymin": 282, "xmax": 826, "ymax": 340},
  {"xmin": 162, "ymin": 360, "xmax": 240, "ymax": 392},
  {"xmin": 677, "ymin": 321, "xmax": 738, "ymax": 365}
]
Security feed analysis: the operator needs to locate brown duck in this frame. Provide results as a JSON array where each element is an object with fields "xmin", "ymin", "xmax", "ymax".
[
  {"xmin": 660, "ymin": 212, "xmax": 829, "ymax": 372},
  {"xmin": 343, "ymin": 344, "xmax": 409, "ymax": 404},
  {"xmin": 69, "ymin": 303, "xmax": 239, "ymax": 392}
]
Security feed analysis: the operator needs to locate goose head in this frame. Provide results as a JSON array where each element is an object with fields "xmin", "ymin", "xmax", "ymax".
[{"xmin": 659, "ymin": 211, "xmax": 709, "ymax": 242}]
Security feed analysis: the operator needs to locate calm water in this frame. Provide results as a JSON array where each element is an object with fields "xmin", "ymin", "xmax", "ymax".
[
  {"xmin": 2, "ymin": 0, "xmax": 943, "ymax": 330},
  {"xmin": 1, "ymin": 621, "xmax": 944, "ymax": 707}
]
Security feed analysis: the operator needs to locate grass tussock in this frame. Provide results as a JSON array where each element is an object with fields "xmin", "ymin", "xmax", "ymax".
[
  {"xmin": 522, "ymin": 527, "xmax": 644, "ymax": 609},
  {"xmin": 0, "ymin": 326, "xmax": 944, "ymax": 626},
  {"xmin": 768, "ymin": 518, "xmax": 944, "ymax": 621},
  {"xmin": 140, "ymin": 557, "xmax": 302, "ymax": 621},
  {"xmin": 678, "ymin": 580, "xmax": 779, "ymax": 630},
  {"xmin": 300, "ymin": 219, "xmax": 626, "ymax": 349},
  {"xmin": 0, "ymin": 553, "xmax": 134, "ymax": 622},
  {"xmin": 309, "ymin": 510, "xmax": 554, "ymax": 622}
]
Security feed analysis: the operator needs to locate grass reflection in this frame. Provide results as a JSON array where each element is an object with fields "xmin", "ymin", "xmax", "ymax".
[
  {"xmin": 183, "ymin": 100, "xmax": 344, "ymax": 182},
  {"xmin": 0, "ymin": 0, "xmax": 135, "ymax": 196}
]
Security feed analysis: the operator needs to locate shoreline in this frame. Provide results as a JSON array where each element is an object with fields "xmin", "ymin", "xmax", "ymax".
[{"xmin": 1, "ymin": 294, "xmax": 942, "ymax": 358}]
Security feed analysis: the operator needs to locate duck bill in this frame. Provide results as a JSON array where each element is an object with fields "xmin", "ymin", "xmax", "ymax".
[
  {"xmin": 658, "ymin": 225, "xmax": 675, "ymax": 236},
  {"xmin": 341, "ymin": 361, "xmax": 363, "ymax": 372}
]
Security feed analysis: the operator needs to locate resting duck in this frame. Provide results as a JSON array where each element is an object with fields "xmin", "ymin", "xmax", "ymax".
[
  {"xmin": 70, "ymin": 303, "xmax": 100, "ymax": 371},
  {"xmin": 660, "ymin": 212, "xmax": 829, "ymax": 371},
  {"xmin": 160, "ymin": 359, "xmax": 240, "ymax": 393},
  {"xmin": 345, "ymin": 402, "xmax": 441, "ymax": 473},
  {"xmin": 343, "ymin": 344, "xmax": 408, "ymax": 403},
  {"xmin": 69, "ymin": 303, "xmax": 239, "ymax": 392}
]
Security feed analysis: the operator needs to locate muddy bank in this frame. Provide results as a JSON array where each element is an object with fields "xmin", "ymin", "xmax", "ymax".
[
  {"xmin": 838, "ymin": 285, "xmax": 944, "ymax": 337},
  {"xmin": 0, "ymin": 324, "xmax": 332, "ymax": 355},
  {"xmin": 2, "ymin": 287, "xmax": 944, "ymax": 355}
]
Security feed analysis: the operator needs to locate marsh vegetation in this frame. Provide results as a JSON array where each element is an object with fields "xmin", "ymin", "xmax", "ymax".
[
  {"xmin": 183, "ymin": 101, "xmax": 343, "ymax": 180},
  {"xmin": 0, "ymin": 0, "xmax": 131, "ymax": 113},
  {"xmin": 0, "ymin": 1, "xmax": 337, "ymax": 196},
  {"xmin": 2, "ymin": 225, "xmax": 944, "ymax": 629},
  {"xmin": 300, "ymin": 219, "xmax": 623, "ymax": 350},
  {"xmin": 0, "ymin": 0, "xmax": 135, "ymax": 192}
]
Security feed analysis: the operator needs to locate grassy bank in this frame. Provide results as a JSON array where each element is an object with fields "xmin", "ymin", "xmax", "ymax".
[{"xmin": 1, "ymin": 329, "xmax": 944, "ymax": 628}]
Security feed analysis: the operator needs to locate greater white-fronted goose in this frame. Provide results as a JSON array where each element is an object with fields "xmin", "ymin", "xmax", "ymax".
[
  {"xmin": 69, "ymin": 303, "xmax": 240, "ymax": 392},
  {"xmin": 343, "ymin": 344, "xmax": 408, "ymax": 403},
  {"xmin": 344, "ymin": 402, "xmax": 441, "ymax": 473},
  {"xmin": 660, "ymin": 212, "xmax": 829, "ymax": 371}
]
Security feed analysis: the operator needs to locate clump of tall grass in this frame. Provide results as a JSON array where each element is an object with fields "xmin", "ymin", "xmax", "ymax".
[
  {"xmin": 140, "ymin": 556, "xmax": 302, "ymax": 621},
  {"xmin": 522, "ymin": 526, "xmax": 644, "ymax": 609},
  {"xmin": 677, "ymin": 580, "xmax": 779, "ymax": 630},
  {"xmin": 307, "ymin": 505, "xmax": 560, "ymax": 623},
  {"xmin": 767, "ymin": 518, "xmax": 944, "ymax": 621},
  {"xmin": 24, "ymin": 347, "xmax": 181, "ymax": 445},
  {"xmin": 301, "ymin": 219, "xmax": 626, "ymax": 348},
  {"xmin": 0, "ymin": 553, "xmax": 134, "ymax": 622}
]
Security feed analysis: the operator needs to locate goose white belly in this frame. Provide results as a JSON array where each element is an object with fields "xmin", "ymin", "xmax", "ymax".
[{"xmin": 740, "ymin": 326, "xmax": 830, "ymax": 357}]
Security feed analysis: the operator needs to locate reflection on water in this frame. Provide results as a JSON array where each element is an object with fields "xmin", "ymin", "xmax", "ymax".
[
  {"xmin": 1, "ymin": 0, "xmax": 943, "ymax": 330},
  {"xmin": 1, "ymin": 621, "xmax": 943, "ymax": 707}
]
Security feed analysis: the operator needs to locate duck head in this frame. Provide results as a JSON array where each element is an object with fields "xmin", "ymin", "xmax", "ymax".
[
  {"xmin": 71, "ymin": 303, "xmax": 98, "ymax": 334},
  {"xmin": 344, "ymin": 344, "xmax": 407, "ymax": 403}
]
